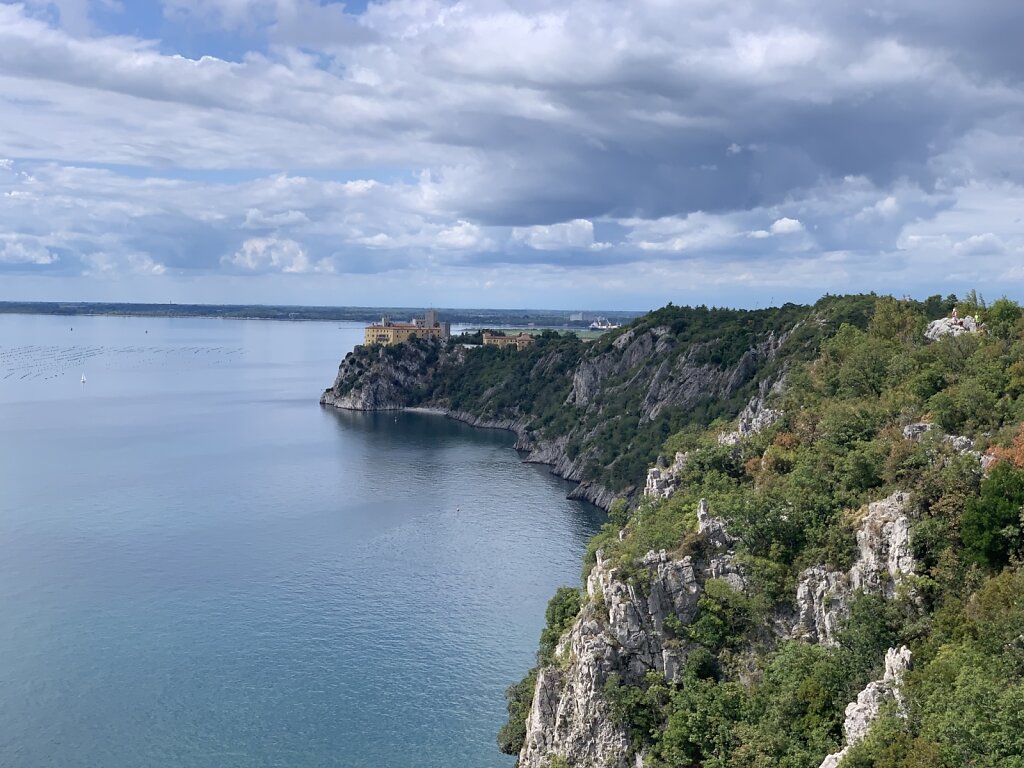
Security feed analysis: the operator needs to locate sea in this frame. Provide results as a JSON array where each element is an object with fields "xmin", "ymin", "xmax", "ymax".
[{"xmin": 0, "ymin": 313, "xmax": 603, "ymax": 768}]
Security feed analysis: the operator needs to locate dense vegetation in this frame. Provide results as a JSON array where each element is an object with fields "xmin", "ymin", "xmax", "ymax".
[
  {"xmin": 501, "ymin": 293, "xmax": 1024, "ymax": 766},
  {"xmin": 336, "ymin": 295, "xmax": 885, "ymax": 496}
]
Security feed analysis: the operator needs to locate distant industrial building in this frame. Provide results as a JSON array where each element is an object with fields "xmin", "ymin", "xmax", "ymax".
[
  {"xmin": 364, "ymin": 309, "xmax": 451, "ymax": 346},
  {"xmin": 482, "ymin": 332, "xmax": 536, "ymax": 351}
]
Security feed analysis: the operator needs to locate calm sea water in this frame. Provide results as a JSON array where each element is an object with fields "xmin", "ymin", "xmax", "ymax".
[{"xmin": 0, "ymin": 314, "xmax": 602, "ymax": 768}]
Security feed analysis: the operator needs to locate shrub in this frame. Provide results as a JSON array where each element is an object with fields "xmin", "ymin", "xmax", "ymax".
[
  {"xmin": 961, "ymin": 462, "xmax": 1024, "ymax": 567},
  {"xmin": 537, "ymin": 587, "xmax": 583, "ymax": 664}
]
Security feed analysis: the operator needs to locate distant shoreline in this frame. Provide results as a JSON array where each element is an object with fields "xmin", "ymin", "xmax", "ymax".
[{"xmin": 0, "ymin": 301, "xmax": 642, "ymax": 328}]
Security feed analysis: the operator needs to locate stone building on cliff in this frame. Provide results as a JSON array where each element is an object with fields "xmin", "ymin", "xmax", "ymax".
[{"xmin": 363, "ymin": 309, "xmax": 450, "ymax": 346}]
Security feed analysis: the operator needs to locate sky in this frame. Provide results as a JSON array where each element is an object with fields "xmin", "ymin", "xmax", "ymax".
[{"xmin": 0, "ymin": 0, "xmax": 1022, "ymax": 310}]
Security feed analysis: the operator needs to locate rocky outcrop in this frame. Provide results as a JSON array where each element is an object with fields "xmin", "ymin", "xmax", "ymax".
[
  {"xmin": 794, "ymin": 492, "xmax": 914, "ymax": 644},
  {"xmin": 902, "ymin": 422, "xmax": 997, "ymax": 472},
  {"xmin": 925, "ymin": 315, "xmax": 980, "ymax": 340},
  {"xmin": 569, "ymin": 326, "xmax": 790, "ymax": 425},
  {"xmin": 644, "ymin": 451, "xmax": 689, "ymax": 498},
  {"xmin": 320, "ymin": 338, "xmax": 460, "ymax": 410},
  {"xmin": 718, "ymin": 374, "xmax": 786, "ymax": 446},
  {"xmin": 818, "ymin": 646, "xmax": 912, "ymax": 768},
  {"xmin": 518, "ymin": 501, "xmax": 743, "ymax": 768}
]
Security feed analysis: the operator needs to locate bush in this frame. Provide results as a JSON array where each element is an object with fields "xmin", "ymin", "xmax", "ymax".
[
  {"xmin": 538, "ymin": 587, "xmax": 583, "ymax": 664},
  {"xmin": 497, "ymin": 668, "xmax": 537, "ymax": 755},
  {"xmin": 961, "ymin": 462, "xmax": 1024, "ymax": 567}
]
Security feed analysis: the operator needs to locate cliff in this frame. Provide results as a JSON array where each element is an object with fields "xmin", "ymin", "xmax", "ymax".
[
  {"xmin": 519, "ymin": 500, "xmax": 743, "ymax": 768},
  {"xmin": 501, "ymin": 294, "xmax": 1024, "ymax": 768},
  {"xmin": 517, "ymin": 487, "xmax": 919, "ymax": 768},
  {"xmin": 321, "ymin": 294, "xmax": 1024, "ymax": 767},
  {"xmin": 321, "ymin": 300, "xmax": 861, "ymax": 509}
]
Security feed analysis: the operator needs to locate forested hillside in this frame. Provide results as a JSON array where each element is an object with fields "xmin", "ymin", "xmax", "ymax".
[
  {"xmin": 502, "ymin": 293, "xmax": 1024, "ymax": 768},
  {"xmin": 323, "ymin": 295, "xmax": 880, "ymax": 506},
  {"xmin": 322, "ymin": 292, "xmax": 1024, "ymax": 767}
]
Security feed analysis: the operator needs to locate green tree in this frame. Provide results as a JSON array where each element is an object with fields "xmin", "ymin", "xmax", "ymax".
[
  {"xmin": 538, "ymin": 587, "xmax": 583, "ymax": 663},
  {"xmin": 961, "ymin": 462, "xmax": 1024, "ymax": 567},
  {"xmin": 984, "ymin": 297, "xmax": 1023, "ymax": 340}
]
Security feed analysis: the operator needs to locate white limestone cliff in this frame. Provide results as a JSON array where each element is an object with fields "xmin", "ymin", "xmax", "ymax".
[
  {"xmin": 644, "ymin": 451, "xmax": 689, "ymax": 498},
  {"xmin": 818, "ymin": 646, "xmax": 913, "ymax": 768},
  {"xmin": 794, "ymin": 492, "xmax": 915, "ymax": 644},
  {"xmin": 518, "ymin": 501, "xmax": 743, "ymax": 768},
  {"xmin": 718, "ymin": 375, "xmax": 785, "ymax": 446}
]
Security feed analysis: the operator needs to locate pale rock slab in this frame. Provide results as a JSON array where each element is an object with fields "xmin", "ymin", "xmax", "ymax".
[
  {"xmin": 518, "ymin": 501, "xmax": 743, "ymax": 768},
  {"xmin": 924, "ymin": 315, "xmax": 980, "ymax": 340},
  {"xmin": 794, "ymin": 492, "xmax": 915, "ymax": 644},
  {"xmin": 644, "ymin": 451, "xmax": 689, "ymax": 498},
  {"xmin": 718, "ymin": 375, "xmax": 785, "ymax": 446},
  {"xmin": 818, "ymin": 646, "xmax": 912, "ymax": 768}
]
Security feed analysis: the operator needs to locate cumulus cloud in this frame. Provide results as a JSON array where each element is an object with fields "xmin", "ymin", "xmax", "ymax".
[
  {"xmin": 749, "ymin": 218, "xmax": 805, "ymax": 238},
  {"xmin": 513, "ymin": 219, "xmax": 603, "ymax": 250},
  {"xmin": 224, "ymin": 237, "xmax": 317, "ymax": 273},
  {"xmin": 770, "ymin": 217, "xmax": 804, "ymax": 235},
  {"xmin": 1, "ymin": 0, "xmax": 1023, "ymax": 304},
  {"xmin": 435, "ymin": 220, "xmax": 494, "ymax": 251},
  {"xmin": 954, "ymin": 233, "xmax": 1006, "ymax": 256},
  {"xmin": 0, "ymin": 235, "xmax": 58, "ymax": 265}
]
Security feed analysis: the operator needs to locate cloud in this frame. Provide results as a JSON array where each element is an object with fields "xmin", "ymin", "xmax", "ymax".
[
  {"xmin": 749, "ymin": 218, "xmax": 804, "ymax": 238},
  {"xmin": 435, "ymin": 220, "xmax": 494, "ymax": 251},
  {"xmin": 513, "ymin": 219, "xmax": 602, "ymax": 250},
  {"xmin": 83, "ymin": 251, "xmax": 166, "ymax": 276},
  {"xmin": 771, "ymin": 217, "xmax": 804, "ymax": 235},
  {"xmin": 0, "ymin": 235, "xmax": 58, "ymax": 265},
  {"xmin": 243, "ymin": 208, "xmax": 310, "ymax": 229},
  {"xmin": 954, "ymin": 233, "xmax": 1006, "ymax": 256},
  {"xmin": 0, "ymin": 1, "xmax": 1023, "ymax": 305},
  {"xmin": 224, "ymin": 237, "xmax": 317, "ymax": 273}
]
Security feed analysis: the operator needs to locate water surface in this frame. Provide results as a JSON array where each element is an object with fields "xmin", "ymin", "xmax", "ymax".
[{"xmin": 0, "ymin": 314, "xmax": 602, "ymax": 768}]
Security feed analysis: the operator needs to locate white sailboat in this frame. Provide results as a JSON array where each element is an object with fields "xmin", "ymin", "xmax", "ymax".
[{"xmin": 80, "ymin": 373, "xmax": 86, "ymax": 384}]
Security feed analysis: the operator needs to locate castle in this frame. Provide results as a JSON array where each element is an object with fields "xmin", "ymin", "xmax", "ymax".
[{"xmin": 363, "ymin": 309, "xmax": 451, "ymax": 346}]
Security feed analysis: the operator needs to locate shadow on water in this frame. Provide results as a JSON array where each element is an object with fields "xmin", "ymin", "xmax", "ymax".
[{"xmin": 322, "ymin": 404, "xmax": 607, "ymax": 530}]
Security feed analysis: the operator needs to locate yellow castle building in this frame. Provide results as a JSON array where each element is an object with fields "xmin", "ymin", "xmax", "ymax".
[
  {"xmin": 482, "ymin": 331, "xmax": 536, "ymax": 350},
  {"xmin": 363, "ymin": 309, "xmax": 451, "ymax": 346}
]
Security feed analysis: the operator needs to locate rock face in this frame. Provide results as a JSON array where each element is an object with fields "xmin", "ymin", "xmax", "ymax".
[
  {"xmin": 322, "ymin": 319, "xmax": 799, "ymax": 511},
  {"xmin": 644, "ymin": 451, "xmax": 689, "ymax": 498},
  {"xmin": 925, "ymin": 315, "xmax": 980, "ymax": 340},
  {"xmin": 794, "ymin": 492, "xmax": 915, "ymax": 644},
  {"xmin": 518, "ymin": 501, "xmax": 743, "ymax": 768},
  {"xmin": 718, "ymin": 375, "xmax": 785, "ymax": 446},
  {"xmin": 568, "ymin": 326, "xmax": 790, "ymax": 425},
  {"xmin": 320, "ymin": 338, "xmax": 463, "ymax": 410},
  {"xmin": 818, "ymin": 646, "xmax": 913, "ymax": 768}
]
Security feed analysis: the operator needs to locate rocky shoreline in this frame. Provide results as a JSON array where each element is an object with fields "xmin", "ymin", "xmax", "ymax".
[{"xmin": 321, "ymin": 395, "xmax": 622, "ymax": 511}]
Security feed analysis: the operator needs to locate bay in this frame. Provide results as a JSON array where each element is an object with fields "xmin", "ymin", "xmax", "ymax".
[{"xmin": 0, "ymin": 314, "xmax": 603, "ymax": 768}]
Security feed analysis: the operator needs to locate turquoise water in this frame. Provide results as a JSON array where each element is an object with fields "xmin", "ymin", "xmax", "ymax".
[{"xmin": 0, "ymin": 314, "xmax": 602, "ymax": 768}]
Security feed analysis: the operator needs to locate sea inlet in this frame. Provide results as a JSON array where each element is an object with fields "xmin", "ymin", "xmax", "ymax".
[{"xmin": 0, "ymin": 314, "xmax": 603, "ymax": 768}]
